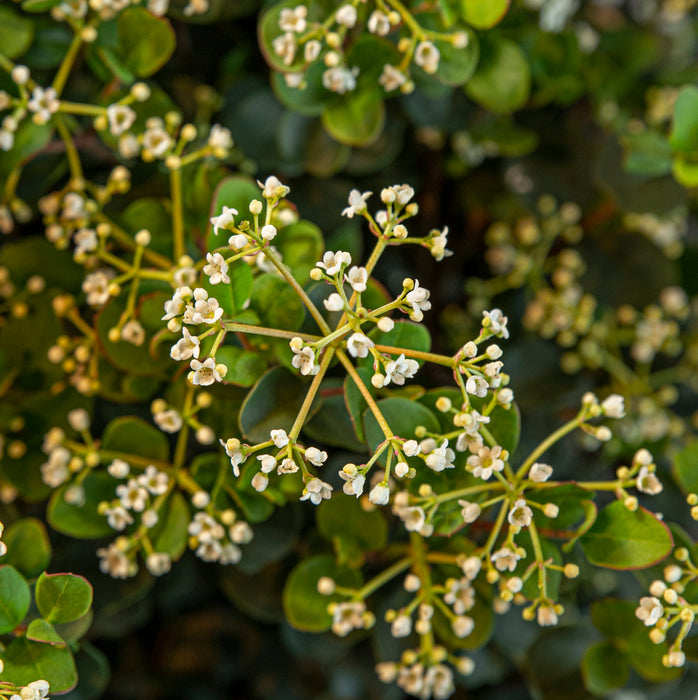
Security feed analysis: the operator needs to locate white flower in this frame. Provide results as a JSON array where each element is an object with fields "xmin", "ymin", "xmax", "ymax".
[
  {"xmin": 220, "ymin": 438, "xmax": 244, "ymax": 477},
  {"xmin": 342, "ymin": 189, "xmax": 371, "ymax": 218},
  {"xmin": 83, "ymin": 270, "xmax": 113, "ymax": 306},
  {"xmin": 331, "ymin": 601, "xmax": 366, "ymax": 637},
  {"xmin": 210, "ymin": 206, "xmax": 238, "ymax": 236},
  {"xmin": 27, "ymin": 87, "xmax": 60, "ymax": 123},
  {"xmin": 257, "ymin": 454, "xmax": 277, "ymax": 473},
  {"xmin": 635, "ymin": 595, "xmax": 664, "ymax": 626},
  {"xmin": 529, "ymin": 462, "xmax": 553, "ymax": 482},
  {"xmin": 636, "ymin": 466, "xmax": 663, "ymax": 495},
  {"xmin": 369, "ymin": 483, "xmax": 390, "ymax": 505},
  {"xmin": 402, "ymin": 506, "xmax": 426, "ymax": 532},
  {"xmin": 196, "ymin": 540, "xmax": 223, "ymax": 562},
  {"xmin": 142, "ymin": 125, "xmax": 172, "ymax": 158},
  {"xmin": 258, "ymin": 175, "xmax": 290, "ymax": 199},
  {"xmin": 154, "ymin": 408, "xmax": 183, "ymax": 433},
  {"xmin": 322, "ymin": 66, "xmax": 358, "ymax": 94},
  {"xmin": 467, "ymin": 445, "xmax": 505, "ymax": 481},
  {"xmin": 317, "ymin": 250, "xmax": 352, "ymax": 276},
  {"xmin": 601, "ymin": 394, "xmax": 625, "ymax": 419},
  {"xmin": 290, "ymin": 341, "xmax": 319, "ymax": 375},
  {"xmin": 116, "ymin": 479, "xmax": 149, "ymax": 512},
  {"xmin": 105, "ymin": 505, "xmax": 133, "ymax": 531},
  {"xmin": 491, "ymin": 547, "xmax": 521, "ymax": 572},
  {"xmin": 252, "ymin": 473, "xmax": 268, "ymax": 491},
  {"xmin": 508, "ymin": 499, "xmax": 533, "ymax": 528},
  {"xmin": 190, "ymin": 357, "xmax": 222, "ymax": 386},
  {"xmin": 300, "ymin": 478, "xmax": 333, "ymax": 505},
  {"xmin": 107, "ymin": 459, "xmax": 130, "ymax": 479},
  {"xmin": 368, "ymin": 10, "xmax": 391, "ymax": 35},
  {"xmin": 335, "ymin": 4, "xmax": 357, "ymax": 26},
  {"xmin": 391, "ymin": 614, "xmax": 412, "ymax": 638},
  {"xmin": 273, "ymin": 32, "xmax": 297, "ymax": 65},
  {"xmin": 323, "ymin": 293, "xmax": 344, "ymax": 312},
  {"xmin": 403, "ymin": 439, "xmax": 420, "ymax": 457},
  {"xmin": 188, "ymin": 511, "xmax": 224, "ymax": 542},
  {"xmin": 414, "ymin": 40, "xmax": 440, "ymax": 74},
  {"xmin": 305, "ymin": 447, "xmax": 327, "ymax": 466},
  {"xmin": 97, "ymin": 543, "xmax": 132, "ymax": 578},
  {"xmin": 339, "ymin": 464, "xmax": 365, "ymax": 497},
  {"xmin": 146, "ymin": 552, "xmax": 172, "ymax": 576},
  {"xmin": 0, "ymin": 129, "xmax": 14, "ymax": 151},
  {"xmin": 170, "ymin": 327, "xmax": 200, "ymax": 361},
  {"xmin": 383, "ymin": 354, "xmax": 419, "ymax": 386},
  {"xmin": 347, "ymin": 332, "xmax": 374, "ymax": 358},
  {"xmin": 430, "ymin": 227, "xmax": 453, "ymax": 261},
  {"xmin": 452, "ymin": 615, "xmax": 475, "ymax": 638},
  {"xmin": 482, "ymin": 308, "xmax": 509, "ymax": 339},
  {"xmin": 121, "ymin": 319, "xmax": 145, "ymax": 346},
  {"xmin": 465, "ymin": 375, "xmax": 489, "ymax": 397},
  {"xmin": 425, "ymin": 440, "xmax": 455, "ymax": 472},
  {"xmin": 345, "ymin": 266, "xmax": 368, "ymax": 293},
  {"xmin": 230, "ymin": 521, "xmax": 253, "ymax": 544},
  {"xmin": 537, "ymin": 605, "xmax": 558, "ymax": 627},
  {"xmin": 261, "ymin": 224, "xmax": 277, "ymax": 241},
  {"xmin": 405, "ymin": 281, "xmax": 431, "ymax": 322},
  {"xmin": 73, "ymin": 227, "xmax": 98, "ymax": 256},
  {"xmin": 380, "ymin": 65, "xmax": 405, "ymax": 94},
  {"xmin": 106, "ymin": 104, "xmax": 136, "ymax": 136},
  {"xmin": 279, "ymin": 5, "xmax": 307, "ymax": 32},
  {"xmin": 203, "ymin": 252, "xmax": 230, "ymax": 285},
  {"xmin": 208, "ymin": 124, "xmax": 233, "ymax": 151},
  {"xmin": 458, "ymin": 499, "xmax": 481, "ymax": 524},
  {"xmin": 304, "ymin": 40, "xmax": 322, "ymax": 62},
  {"xmin": 270, "ymin": 429, "xmax": 289, "ymax": 448},
  {"xmin": 137, "ymin": 465, "xmax": 169, "ymax": 495},
  {"xmin": 190, "ymin": 295, "xmax": 223, "ymax": 325},
  {"xmin": 278, "ymin": 457, "xmax": 299, "ymax": 474}
]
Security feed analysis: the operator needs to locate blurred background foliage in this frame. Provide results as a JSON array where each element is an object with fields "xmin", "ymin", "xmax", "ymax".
[{"xmin": 1, "ymin": 0, "xmax": 698, "ymax": 698}]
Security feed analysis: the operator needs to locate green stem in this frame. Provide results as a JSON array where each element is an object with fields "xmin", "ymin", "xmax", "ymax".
[
  {"xmin": 483, "ymin": 501, "xmax": 508, "ymax": 557},
  {"xmin": 372, "ymin": 343, "xmax": 455, "ymax": 367},
  {"xmin": 528, "ymin": 519, "xmax": 547, "ymax": 598},
  {"xmin": 356, "ymin": 557, "xmax": 412, "ymax": 599},
  {"xmin": 52, "ymin": 32, "xmax": 83, "ymax": 96},
  {"xmin": 289, "ymin": 347, "xmax": 335, "ymax": 440},
  {"xmin": 223, "ymin": 321, "xmax": 320, "ymax": 343},
  {"xmin": 54, "ymin": 115, "xmax": 83, "ymax": 181},
  {"xmin": 170, "ymin": 166, "xmax": 185, "ymax": 260},
  {"xmin": 433, "ymin": 481, "xmax": 504, "ymax": 505},
  {"xmin": 515, "ymin": 414, "xmax": 584, "ymax": 480},
  {"xmin": 337, "ymin": 350, "xmax": 394, "ymax": 440},
  {"xmin": 58, "ymin": 101, "xmax": 104, "ymax": 116}
]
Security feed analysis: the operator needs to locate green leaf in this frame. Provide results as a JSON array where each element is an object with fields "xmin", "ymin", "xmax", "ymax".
[
  {"xmin": 0, "ymin": 5, "xmax": 34, "ymax": 58},
  {"xmin": 317, "ymin": 495, "xmax": 388, "ymax": 551},
  {"xmin": 26, "ymin": 619, "xmax": 66, "ymax": 647},
  {"xmin": 35, "ymin": 572, "xmax": 93, "ymax": 624},
  {"xmin": 0, "ymin": 121, "xmax": 53, "ymax": 181},
  {"xmin": 22, "ymin": 0, "xmax": 63, "ymax": 10},
  {"xmin": 433, "ymin": 33, "xmax": 480, "ymax": 86},
  {"xmin": 368, "ymin": 320, "xmax": 431, "ymax": 356},
  {"xmin": 581, "ymin": 642, "xmax": 629, "ymax": 696},
  {"xmin": 239, "ymin": 366, "xmax": 319, "ymax": 443},
  {"xmin": 70, "ymin": 642, "xmax": 111, "ymax": 700},
  {"xmin": 116, "ymin": 7, "xmax": 175, "ymax": 77},
  {"xmin": 258, "ymin": 0, "xmax": 315, "ymax": 73},
  {"xmin": 579, "ymin": 501, "xmax": 673, "ymax": 570},
  {"xmin": 303, "ymin": 379, "xmax": 365, "ymax": 451},
  {"xmin": 101, "ymin": 416, "xmax": 170, "ymax": 463},
  {"xmin": 673, "ymin": 441, "xmax": 698, "ymax": 493},
  {"xmin": 363, "ymin": 397, "xmax": 440, "ymax": 457},
  {"xmin": 0, "ymin": 637, "xmax": 77, "ymax": 693},
  {"xmin": 672, "ymin": 153, "xmax": 698, "ymax": 187},
  {"xmin": 461, "ymin": 0, "xmax": 510, "ymax": 28},
  {"xmin": 202, "ymin": 259, "xmax": 254, "ymax": 318},
  {"xmin": 283, "ymin": 555, "xmax": 362, "ymax": 632},
  {"xmin": 207, "ymin": 175, "xmax": 260, "ymax": 251},
  {"xmin": 47, "ymin": 471, "xmax": 116, "ymax": 539},
  {"xmin": 248, "ymin": 273, "xmax": 305, "ymax": 331},
  {"xmin": 623, "ymin": 131, "xmax": 674, "ymax": 177},
  {"xmin": 275, "ymin": 220, "xmax": 325, "ymax": 282},
  {"xmin": 216, "ymin": 345, "xmax": 267, "ymax": 387},
  {"xmin": 465, "ymin": 37, "xmax": 530, "ymax": 114},
  {"xmin": 322, "ymin": 89, "xmax": 386, "ymax": 147},
  {"xmin": 0, "ymin": 566, "xmax": 31, "ymax": 634},
  {"xmin": 151, "ymin": 491, "xmax": 190, "ymax": 560},
  {"xmin": 669, "ymin": 85, "xmax": 698, "ymax": 152},
  {"xmin": 0, "ymin": 518, "xmax": 51, "ymax": 578},
  {"xmin": 272, "ymin": 62, "xmax": 332, "ymax": 116}
]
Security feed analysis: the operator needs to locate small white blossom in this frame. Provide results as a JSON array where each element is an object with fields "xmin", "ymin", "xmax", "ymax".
[
  {"xmin": 459, "ymin": 500, "xmax": 481, "ymax": 524},
  {"xmin": 106, "ymin": 104, "xmax": 136, "ymax": 136},
  {"xmin": 425, "ymin": 440, "xmax": 456, "ymax": 472},
  {"xmin": 257, "ymin": 454, "xmax": 277, "ymax": 473},
  {"xmin": 347, "ymin": 332, "xmax": 374, "ymax": 359},
  {"xmin": 635, "ymin": 596, "xmax": 664, "ymax": 626},
  {"xmin": 601, "ymin": 394, "xmax": 625, "ymax": 419},
  {"xmin": 323, "ymin": 293, "xmax": 344, "ymax": 312},
  {"xmin": 342, "ymin": 189, "xmax": 371, "ymax": 218},
  {"xmin": 322, "ymin": 66, "xmax": 358, "ymax": 94},
  {"xmin": 116, "ymin": 479, "xmax": 149, "ymax": 512},
  {"xmin": 414, "ymin": 41, "xmax": 440, "ymax": 74},
  {"xmin": 508, "ymin": 499, "xmax": 533, "ymax": 528},
  {"xmin": 203, "ymin": 252, "xmax": 230, "ymax": 285},
  {"xmin": 482, "ymin": 308, "xmax": 509, "ymax": 339},
  {"xmin": 383, "ymin": 354, "xmax": 419, "ymax": 386},
  {"xmin": 339, "ymin": 464, "xmax": 365, "ymax": 497},
  {"xmin": 107, "ymin": 459, "xmax": 130, "ymax": 479},
  {"xmin": 154, "ymin": 409, "xmax": 183, "ymax": 433},
  {"xmin": 529, "ymin": 462, "xmax": 553, "ymax": 482},
  {"xmin": 345, "ymin": 266, "xmax": 368, "ymax": 292},
  {"xmin": 331, "ymin": 601, "xmax": 366, "ymax": 636},
  {"xmin": 405, "ymin": 281, "xmax": 431, "ymax": 322},
  {"xmin": 190, "ymin": 357, "xmax": 222, "ymax": 386},
  {"xmin": 636, "ymin": 466, "xmax": 663, "ymax": 495},
  {"xmin": 379, "ymin": 64, "xmax": 407, "ymax": 92},
  {"xmin": 491, "ymin": 547, "xmax": 522, "ymax": 572},
  {"xmin": 305, "ymin": 447, "xmax": 327, "ymax": 466},
  {"xmin": 137, "ymin": 465, "xmax": 169, "ymax": 495},
  {"xmin": 27, "ymin": 87, "xmax": 60, "ymax": 123},
  {"xmin": 290, "ymin": 340, "xmax": 319, "ymax": 376},
  {"xmin": 335, "ymin": 4, "xmax": 357, "ymax": 26},
  {"xmin": 300, "ymin": 478, "xmax": 333, "ymax": 505},
  {"xmin": 369, "ymin": 483, "xmax": 390, "ymax": 505},
  {"xmin": 210, "ymin": 206, "xmax": 238, "ymax": 236},
  {"xmin": 105, "ymin": 505, "xmax": 134, "ymax": 531},
  {"xmin": 317, "ymin": 250, "xmax": 352, "ymax": 276},
  {"xmin": 258, "ymin": 175, "xmax": 290, "ymax": 199},
  {"xmin": 279, "ymin": 5, "xmax": 307, "ymax": 32},
  {"xmin": 97, "ymin": 543, "xmax": 132, "ymax": 578},
  {"xmin": 170, "ymin": 327, "xmax": 200, "ymax": 361},
  {"xmin": 142, "ymin": 124, "xmax": 172, "ymax": 158},
  {"xmin": 146, "ymin": 552, "xmax": 171, "ymax": 576},
  {"xmin": 208, "ymin": 124, "xmax": 233, "ymax": 151},
  {"xmin": 271, "ymin": 429, "xmax": 289, "ymax": 448}
]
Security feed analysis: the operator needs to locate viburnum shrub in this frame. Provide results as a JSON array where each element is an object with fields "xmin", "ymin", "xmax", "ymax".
[{"xmin": 0, "ymin": 0, "xmax": 697, "ymax": 699}]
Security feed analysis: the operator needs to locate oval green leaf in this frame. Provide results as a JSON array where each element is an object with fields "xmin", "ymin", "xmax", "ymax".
[
  {"xmin": 322, "ymin": 89, "xmax": 385, "ymax": 147},
  {"xmin": 0, "ymin": 637, "xmax": 77, "ymax": 693},
  {"xmin": 0, "ymin": 565, "xmax": 31, "ymax": 634},
  {"xmin": 579, "ymin": 501, "xmax": 673, "ymax": 570},
  {"xmin": 461, "ymin": 0, "xmax": 510, "ymax": 29},
  {"xmin": 0, "ymin": 518, "xmax": 51, "ymax": 578},
  {"xmin": 36, "ymin": 572, "xmax": 93, "ymax": 624}
]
